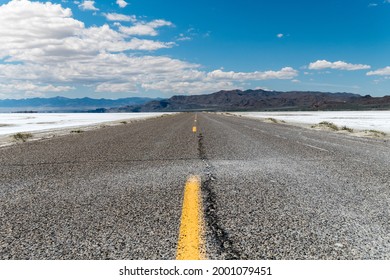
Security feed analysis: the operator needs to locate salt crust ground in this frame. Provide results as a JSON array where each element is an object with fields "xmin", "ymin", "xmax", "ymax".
[
  {"xmin": 0, "ymin": 113, "xmax": 175, "ymax": 147},
  {"xmin": 225, "ymin": 111, "xmax": 390, "ymax": 140},
  {"xmin": 1, "ymin": 111, "xmax": 388, "ymax": 147}
]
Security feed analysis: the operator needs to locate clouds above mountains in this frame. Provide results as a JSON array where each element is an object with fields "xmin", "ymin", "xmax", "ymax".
[
  {"xmin": 307, "ymin": 59, "xmax": 390, "ymax": 83},
  {"xmin": 208, "ymin": 68, "xmax": 298, "ymax": 81},
  {"xmin": 0, "ymin": 0, "xmax": 388, "ymax": 98}
]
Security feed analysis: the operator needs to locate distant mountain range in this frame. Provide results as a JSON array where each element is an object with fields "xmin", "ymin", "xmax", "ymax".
[
  {"xmin": 102, "ymin": 89, "xmax": 390, "ymax": 112},
  {"xmin": 1, "ymin": 90, "xmax": 390, "ymax": 113},
  {"xmin": 0, "ymin": 96, "xmax": 157, "ymax": 112}
]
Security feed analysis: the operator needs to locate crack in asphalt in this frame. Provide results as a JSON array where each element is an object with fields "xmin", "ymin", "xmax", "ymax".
[{"xmin": 197, "ymin": 133, "xmax": 241, "ymax": 259}]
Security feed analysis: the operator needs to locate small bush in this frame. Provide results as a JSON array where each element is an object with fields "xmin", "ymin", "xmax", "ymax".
[
  {"xmin": 120, "ymin": 121, "xmax": 127, "ymax": 124},
  {"xmin": 319, "ymin": 121, "xmax": 339, "ymax": 131},
  {"xmin": 265, "ymin": 118, "xmax": 279, "ymax": 123},
  {"xmin": 13, "ymin": 132, "xmax": 33, "ymax": 142},
  {"xmin": 71, "ymin": 129, "xmax": 84, "ymax": 134},
  {"xmin": 341, "ymin": 126, "xmax": 354, "ymax": 133},
  {"xmin": 364, "ymin": 130, "xmax": 386, "ymax": 137}
]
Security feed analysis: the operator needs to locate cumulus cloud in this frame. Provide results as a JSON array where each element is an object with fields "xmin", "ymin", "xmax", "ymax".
[
  {"xmin": 308, "ymin": 60, "xmax": 371, "ymax": 71},
  {"xmin": 0, "ymin": 0, "xmax": 85, "ymax": 61},
  {"xmin": 207, "ymin": 67, "xmax": 298, "ymax": 81},
  {"xmin": 0, "ymin": 0, "xmax": 299, "ymax": 96},
  {"xmin": 78, "ymin": 0, "xmax": 98, "ymax": 11},
  {"xmin": 116, "ymin": 0, "xmax": 128, "ymax": 8},
  {"xmin": 0, "ymin": 82, "xmax": 74, "ymax": 96},
  {"xmin": 103, "ymin": 12, "xmax": 136, "ymax": 22},
  {"xmin": 277, "ymin": 33, "xmax": 284, "ymax": 38},
  {"xmin": 119, "ymin": 19, "xmax": 173, "ymax": 36},
  {"xmin": 141, "ymin": 80, "xmax": 237, "ymax": 95},
  {"xmin": 0, "ymin": 1, "xmax": 173, "ymax": 63},
  {"xmin": 96, "ymin": 82, "xmax": 137, "ymax": 93},
  {"xmin": 367, "ymin": 67, "xmax": 390, "ymax": 76}
]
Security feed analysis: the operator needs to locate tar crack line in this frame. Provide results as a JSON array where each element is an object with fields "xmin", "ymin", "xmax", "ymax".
[{"xmin": 197, "ymin": 133, "xmax": 242, "ymax": 259}]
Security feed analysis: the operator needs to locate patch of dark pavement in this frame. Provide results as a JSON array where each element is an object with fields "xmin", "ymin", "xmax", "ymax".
[{"xmin": 197, "ymin": 133, "xmax": 243, "ymax": 259}]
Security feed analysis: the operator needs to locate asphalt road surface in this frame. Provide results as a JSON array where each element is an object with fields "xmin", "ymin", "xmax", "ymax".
[{"xmin": 1, "ymin": 112, "xmax": 389, "ymax": 259}]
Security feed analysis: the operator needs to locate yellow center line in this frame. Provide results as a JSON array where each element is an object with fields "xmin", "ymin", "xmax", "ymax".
[
  {"xmin": 192, "ymin": 113, "xmax": 198, "ymax": 132},
  {"xmin": 176, "ymin": 175, "xmax": 205, "ymax": 260}
]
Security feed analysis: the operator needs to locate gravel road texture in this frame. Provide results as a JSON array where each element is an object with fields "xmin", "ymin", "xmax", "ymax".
[{"xmin": 0, "ymin": 112, "xmax": 389, "ymax": 259}]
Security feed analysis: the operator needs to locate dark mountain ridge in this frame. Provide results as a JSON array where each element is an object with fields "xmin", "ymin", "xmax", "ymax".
[
  {"xmin": 107, "ymin": 89, "xmax": 390, "ymax": 112},
  {"xmin": 0, "ymin": 96, "xmax": 157, "ymax": 112},
  {"xmin": 3, "ymin": 90, "xmax": 389, "ymax": 113}
]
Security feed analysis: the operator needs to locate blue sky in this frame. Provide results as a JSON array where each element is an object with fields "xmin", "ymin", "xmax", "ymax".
[{"xmin": 0, "ymin": 0, "xmax": 389, "ymax": 99}]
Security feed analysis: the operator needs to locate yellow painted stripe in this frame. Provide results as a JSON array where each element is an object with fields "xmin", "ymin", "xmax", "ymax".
[
  {"xmin": 176, "ymin": 175, "xmax": 205, "ymax": 260},
  {"xmin": 192, "ymin": 126, "xmax": 197, "ymax": 133}
]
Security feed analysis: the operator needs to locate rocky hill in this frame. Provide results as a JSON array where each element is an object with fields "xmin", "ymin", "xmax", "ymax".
[{"xmin": 106, "ymin": 89, "xmax": 390, "ymax": 112}]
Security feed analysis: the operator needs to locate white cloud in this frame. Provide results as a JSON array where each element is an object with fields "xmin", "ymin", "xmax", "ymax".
[
  {"xmin": 177, "ymin": 36, "xmax": 191, "ymax": 41},
  {"xmin": 0, "ymin": 82, "xmax": 74, "ymax": 94},
  {"xmin": 119, "ymin": 20, "xmax": 173, "ymax": 36},
  {"xmin": 367, "ymin": 67, "xmax": 390, "ymax": 76},
  {"xmin": 148, "ymin": 19, "xmax": 174, "ymax": 28},
  {"xmin": 116, "ymin": 0, "xmax": 128, "ymax": 8},
  {"xmin": 0, "ymin": 1, "xmax": 173, "ymax": 63},
  {"xmin": 0, "ymin": 0, "xmax": 299, "ymax": 97},
  {"xmin": 124, "ymin": 38, "xmax": 174, "ymax": 51},
  {"xmin": 78, "ymin": 0, "xmax": 98, "ymax": 11},
  {"xmin": 96, "ymin": 82, "xmax": 137, "ymax": 93},
  {"xmin": 177, "ymin": 34, "xmax": 192, "ymax": 41},
  {"xmin": 277, "ymin": 33, "xmax": 284, "ymax": 38},
  {"xmin": 308, "ymin": 60, "xmax": 371, "ymax": 71},
  {"xmin": 142, "ymin": 80, "xmax": 238, "ymax": 95},
  {"xmin": 207, "ymin": 67, "xmax": 298, "ymax": 81},
  {"xmin": 0, "ymin": 0, "xmax": 85, "ymax": 61},
  {"xmin": 120, "ymin": 25, "xmax": 158, "ymax": 36},
  {"xmin": 103, "ymin": 13, "xmax": 136, "ymax": 22},
  {"xmin": 254, "ymin": 86, "xmax": 272, "ymax": 91}
]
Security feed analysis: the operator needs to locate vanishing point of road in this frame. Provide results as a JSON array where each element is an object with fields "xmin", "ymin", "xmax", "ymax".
[{"xmin": 1, "ymin": 113, "xmax": 389, "ymax": 259}]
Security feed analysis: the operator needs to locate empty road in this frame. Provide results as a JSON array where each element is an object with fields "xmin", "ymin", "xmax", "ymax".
[{"xmin": 1, "ymin": 112, "xmax": 389, "ymax": 259}]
